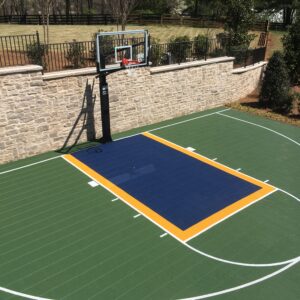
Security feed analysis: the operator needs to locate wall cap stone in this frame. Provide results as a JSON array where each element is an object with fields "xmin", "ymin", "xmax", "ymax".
[
  {"xmin": 0, "ymin": 65, "xmax": 43, "ymax": 76},
  {"xmin": 150, "ymin": 57, "xmax": 235, "ymax": 74},
  {"xmin": 43, "ymin": 67, "xmax": 97, "ymax": 80},
  {"xmin": 232, "ymin": 61, "xmax": 267, "ymax": 74}
]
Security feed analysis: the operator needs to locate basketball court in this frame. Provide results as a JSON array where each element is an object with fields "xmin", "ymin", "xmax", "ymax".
[{"xmin": 0, "ymin": 107, "xmax": 299, "ymax": 300}]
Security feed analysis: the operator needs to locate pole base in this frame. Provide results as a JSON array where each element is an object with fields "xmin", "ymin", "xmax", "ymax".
[{"xmin": 99, "ymin": 136, "xmax": 113, "ymax": 144}]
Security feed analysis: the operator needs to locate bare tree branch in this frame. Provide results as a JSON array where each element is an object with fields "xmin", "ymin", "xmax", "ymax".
[
  {"xmin": 0, "ymin": 0, "xmax": 6, "ymax": 9},
  {"xmin": 104, "ymin": 0, "xmax": 139, "ymax": 31}
]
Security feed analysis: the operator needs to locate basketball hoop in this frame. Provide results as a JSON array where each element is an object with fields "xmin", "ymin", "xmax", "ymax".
[{"xmin": 121, "ymin": 58, "xmax": 140, "ymax": 77}]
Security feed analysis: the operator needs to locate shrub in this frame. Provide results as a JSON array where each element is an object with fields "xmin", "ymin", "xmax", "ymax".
[
  {"xmin": 149, "ymin": 38, "xmax": 163, "ymax": 66},
  {"xmin": 65, "ymin": 40, "xmax": 85, "ymax": 68},
  {"xmin": 168, "ymin": 35, "xmax": 192, "ymax": 64},
  {"xmin": 91, "ymin": 30, "xmax": 117, "ymax": 65},
  {"xmin": 260, "ymin": 51, "xmax": 292, "ymax": 112},
  {"xmin": 26, "ymin": 41, "xmax": 46, "ymax": 68},
  {"xmin": 193, "ymin": 34, "xmax": 208, "ymax": 59},
  {"xmin": 282, "ymin": 15, "xmax": 300, "ymax": 85},
  {"xmin": 228, "ymin": 45, "xmax": 249, "ymax": 65},
  {"xmin": 209, "ymin": 48, "xmax": 227, "ymax": 58}
]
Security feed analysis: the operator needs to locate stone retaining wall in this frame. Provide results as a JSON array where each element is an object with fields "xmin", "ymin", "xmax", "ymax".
[{"xmin": 0, "ymin": 58, "xmax": 266, "ymax": 164}]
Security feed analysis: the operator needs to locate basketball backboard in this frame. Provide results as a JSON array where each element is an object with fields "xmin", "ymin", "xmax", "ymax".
[{"xmin": 96, "ymin": 30, "xmax": 149, "ymax": 73}]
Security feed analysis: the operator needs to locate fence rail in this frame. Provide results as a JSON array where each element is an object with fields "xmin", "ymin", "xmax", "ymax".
[
  {"xmin": 0, "ymin": 33, "xmax": 38, "ymax": 67},
  {"xmin": 0, "ymin": 33, "xmax": 266, "ymax": 73},
  {"xmin": 150, "ymin": 39, "xmax": 266, "ymax": 69},
  {"xmin": 0, "ymin": 13, "xmax": 282, "ymax": 31}
]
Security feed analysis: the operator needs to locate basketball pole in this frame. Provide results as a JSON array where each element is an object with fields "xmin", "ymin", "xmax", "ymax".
[
  {"xmin": 96, "ymin": 30, "xmax": 150, "ymax": 144},
  {"xmin": 98, "ymin": 57, "xmax": 112, "ymax": 143}
]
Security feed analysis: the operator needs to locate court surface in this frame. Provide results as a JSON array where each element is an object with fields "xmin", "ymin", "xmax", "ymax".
[{"xmin": 0, "ymin": 107, "xmax": 299, "ymax": 300}]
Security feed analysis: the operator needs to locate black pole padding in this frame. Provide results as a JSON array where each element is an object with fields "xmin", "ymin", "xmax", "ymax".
[{"xmin": 99, "ymin": 72, "xmax": 112, "ymax": 143}]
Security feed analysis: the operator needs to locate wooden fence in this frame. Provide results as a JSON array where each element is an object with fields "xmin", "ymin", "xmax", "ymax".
[{"xmin": 0, "ymin": 14, "xmax": 285, "ymax": 31}]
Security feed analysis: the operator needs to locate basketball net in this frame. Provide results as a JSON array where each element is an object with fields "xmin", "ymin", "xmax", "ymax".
[{"xmin": 121, "ymin": 58, "xmax": 140, "ymax": 77}]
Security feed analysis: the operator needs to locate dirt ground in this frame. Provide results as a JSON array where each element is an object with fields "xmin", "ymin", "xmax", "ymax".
[{"xmin": 227, "ymin": 89, "xmax": 300, "ymax": 127}]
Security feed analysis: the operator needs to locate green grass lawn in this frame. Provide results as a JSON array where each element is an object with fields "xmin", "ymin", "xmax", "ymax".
[
  {"xmin": 0, "ymin": 23, "xmax": 264, "ymax": 46},
  {"xmin": 0, "ymin": 24, "xmax": 223, "ymax": 44},
  {"xmin": 266, "ymin": 31, "xmax": 285, "ymax": 58}
]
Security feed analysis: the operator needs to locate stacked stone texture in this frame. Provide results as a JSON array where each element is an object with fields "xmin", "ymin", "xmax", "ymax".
[{"xmin": 0, "ymin": 60, "xmax": 265, "ymax": 164}]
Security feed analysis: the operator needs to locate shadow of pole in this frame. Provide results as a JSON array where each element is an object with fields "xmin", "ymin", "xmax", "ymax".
[{"xmin": 58, "ymin": 79, "xmax": 97, "ymax": 154}]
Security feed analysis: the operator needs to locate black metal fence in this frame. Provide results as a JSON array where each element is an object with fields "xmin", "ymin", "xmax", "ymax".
[
  {"xmin": 0, "ymin": 33, "xmax": 39, "ymax": 67},
  {"xmin": 44, "ymin": 41, "xmax": 95, "ymax": 72},
  {"xmin": 0, "ymin": 33, "xmax": 266, "ymax": 72},
  {"xmin": 150, "ymin": 38, "xmax": 266, "ymax": 68}
]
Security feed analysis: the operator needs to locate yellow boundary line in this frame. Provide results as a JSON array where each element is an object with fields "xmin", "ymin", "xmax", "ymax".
[{"xmin": 64, "ymin": 132, "xmax": 275, "ymax": 241}]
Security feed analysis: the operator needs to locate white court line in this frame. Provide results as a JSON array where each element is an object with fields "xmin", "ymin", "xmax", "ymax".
[
  {"xmin": 0, "ymin": 108, "xmax": 230, "ymax": 177},
  {"xmin": 217, "ymin": 112, "xmax": 300, "ymax": 147},
  {"xmin": 63, "ymin": 156, "xmax": 299, "ymax": 268},
  {"xmin": 186, "ymin": 147, "xmax": 196, "ymax": 152},
  {"xmin": 115, "ymin": 108, "xmax": 231, "ymax": 142},
  {"xmin": 279, "ymin": 189, "xmax": 300, "ymax": 203},
  {"xmin": 2, "ymin": 108, "xmax": 299, "ymax": 298},
  {"xmin": 212, "ymin": 158, "xmax": 218, "ymax": 161},
  {"xmin": 0, "ymin": 286, "xmax": 53, "ymax": 300},
  {"xmin": 146, "ymin": 132, "xmax": 277, "ymax": 191},
  {"xmin": 111, "ymin": 198, "xmax": 119, "ymax": 202},
  {"xmin": 0, "ymin": 156, "xmax": 61, "ymax": 176},
  {"xmin": 236, "ymin": 168, "xmax": 242, "ymax": 171},
  {"xmin": 179, "ymin": 257, "xmax": 300, "ymax": 300},
  {"xmin": 133, "ymin": 214, "xmax": 141, "ymax": 218},
  {"xmin": 264, "ymin": 179, "xmax": 270, "ymax": 183},
  {"xmin": 160, "ymin": 233, "xmax": 168, "ymax": 238},
  {"xmin": 88, "ymin": 181, "xmax": 99, "ymax": 188},
  {"xmin": 184, "ymin": 189, "xmax": 277, "ymax": 244},
  {"xmin": 147, "ymin": 108, "xmax": 231, "ymax": 133}
]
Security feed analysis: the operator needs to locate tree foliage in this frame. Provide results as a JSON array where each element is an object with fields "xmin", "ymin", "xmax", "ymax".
[
  {"xmin": 223, "ymin": 0, "xmax": 255, "ymax": 46},
  {"xmin": 282, "ymin": 13, "xmax": 300, "ymax": 85},
  {"xmin": 168, "ymin": 35, "xmax": 192, "ymax": 63},
  {"xmin": 254, "ymin": 0, "xmax": 299, "ymax": 25},
  {"xmin": 260, "ymin": 51, "xmax": 292, "ymax": 112},
  {"xmin": 135, "ymin": 0, "xmax": 183, "ymax": 15}
]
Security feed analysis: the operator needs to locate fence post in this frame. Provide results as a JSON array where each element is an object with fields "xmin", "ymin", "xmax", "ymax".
[
  {"xmin": 244, "ymin": 48, "xmax": 248, "ymax": 68},
  {"xmin": 205, "ymin": 37, "xmax": 209, "ymax": 60},
  {"xmin": 148, "ymin": 34, "xmax": 151, "ymax": 64},
  {"xmin": 160, "ymin": 15, "xmax": 164, "ymax": 25},
  {"xmin": 36, "ymin": 31, "xmax": 44, "ymax": 74}
]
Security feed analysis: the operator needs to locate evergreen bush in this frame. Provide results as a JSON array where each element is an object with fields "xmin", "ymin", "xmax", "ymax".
[
  {"xmin": 168, "ymin": 35, "xmax": 192, "ymax": 64},
  {"xmin": 65, "ymin": 40, "xmax": 85, "ymax": 68},
  {"xmin": 260, "ymin": 51, "xmax": 292, "ymax": 112},
  {"xmin": 282, "ymin": 14, "xmax": 300, "ymax": 85},
  {"xmin": 193, "ymin": 34, "xmax": 209, "ymax": 59},
  {"xmin": 26, "ymin": 41, "xmax": 46, "ymax": 68},
  {"xmin": 149, "ymin": 38, "xmax": 163, "ymax": 66}
]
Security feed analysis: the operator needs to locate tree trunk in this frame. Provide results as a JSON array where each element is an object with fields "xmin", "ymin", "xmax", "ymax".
[
  {"xmin": 66, "ymin": 0, "xmax": 70, "ymax": 23},
  {"xmin": 46, "ymin": 12, "xmax": 50, "ymax": 45},
  {"xmin": 88, "ymin": 0, "xmax": 93, "ymax": 13},
  {"xmin": 121, "ymin": 17, "xmax": 126, "ymax": 31},
  {"xmin": 283, "ymin": 7, "xmax": 293, "ymax": 26},
  {"xmin": 80, "ymin": 0, "xmax": 83, "ymax": 15},
  {"xmin": 194, "ymin": 0, "xmax": 199, "ymax": 17}
]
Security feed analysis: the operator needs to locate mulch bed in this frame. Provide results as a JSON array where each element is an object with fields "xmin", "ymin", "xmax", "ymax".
[{"xmin": 226, "ymin": 89, "xmax": 300, "ymax": 127}]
